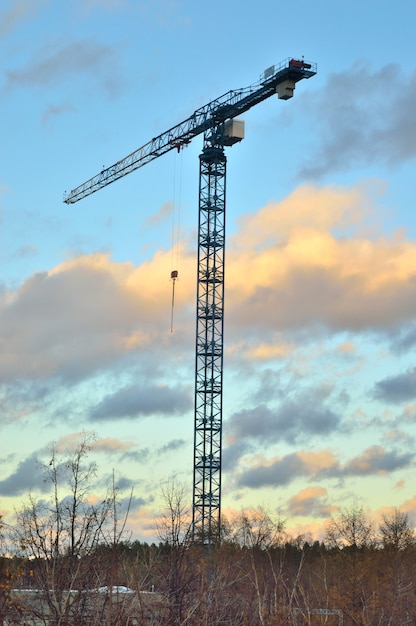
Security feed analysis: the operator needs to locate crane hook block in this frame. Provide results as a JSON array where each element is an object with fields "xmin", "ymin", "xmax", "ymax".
[{"xmin": 171, "ymin": 270, "xmax": 178, "ymax": 280}]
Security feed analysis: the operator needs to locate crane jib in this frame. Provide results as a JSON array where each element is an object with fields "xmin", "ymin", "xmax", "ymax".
[{"xmin": 63, "ymin": 57, "xmax": 316, "ymax": 204}]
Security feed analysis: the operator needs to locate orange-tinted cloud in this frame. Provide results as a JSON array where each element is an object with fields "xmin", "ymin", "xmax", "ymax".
[
  {"xmin": 287, "ymin": 486, "xmax": 329, "ymax": 516},
  {"xmin": 226, "ymin": 183, "xmax": 416, "ymax": 336},
  {"xmin": 236, "ymin": 450, "xmax": 340, "ymax": 489},
  {"xmin": 235, "ymin": 446, "xmax": 413, "ymax": 490},
  {"xmin": 0, "ymin": 252, "xmax": 193, "ymax": 383},
  {"xmin": 2, "ymin": 180, "xmax": 416, "ymax": 388}
]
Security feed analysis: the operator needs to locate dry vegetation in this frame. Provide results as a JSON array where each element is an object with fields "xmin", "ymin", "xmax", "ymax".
[{"xmin": 1, "ymin": 439, "xmax": 415, "ymax": 625}]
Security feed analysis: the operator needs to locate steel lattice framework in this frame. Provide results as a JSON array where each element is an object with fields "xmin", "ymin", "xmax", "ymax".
[
  {"xmin": 63, "ymin": 58, "xmax": 316, "ymax": 544},
  {"xmin": 193, "ymin": 141, "xmax": 226, "ymax": 543}
]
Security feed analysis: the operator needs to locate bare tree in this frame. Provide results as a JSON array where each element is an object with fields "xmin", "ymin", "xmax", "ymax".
[
  {"xmin": 12, "ymin": 433, "xmax": 131, "ymax": 625},
  {"xmin": 325, "ymin": 504, "xmax": 376, "ymax": 625},
  {"xmin": 154, "ymin": 479, "xmax": 194, "ymax": 625},
  {"xmin": 229, "ymin": 508, "xmax": 298, "ymax": 625},
  {"xmin": 157, "ymin": 479, "xmax": 192, "ymax": 549},
  {"xmin": 325, "ymin": 504, "xmax": 375, "ymax": 551},
  {"xmin": 379, "ymin": 508, "xmax": 414, "ymax": 551},
  {"xmin": 377, "ymin": 508, "xmax": 415, "ymax": 625}
]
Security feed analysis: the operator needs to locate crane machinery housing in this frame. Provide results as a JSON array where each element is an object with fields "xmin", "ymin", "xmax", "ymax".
[{"xmin": 64, "ymin": 56, "xmax": 317, "ymax": 545}]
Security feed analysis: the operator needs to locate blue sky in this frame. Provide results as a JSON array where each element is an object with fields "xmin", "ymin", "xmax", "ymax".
[{"xmin": 1, "ymin": 0, "xmax": 416, "ymax": 541}]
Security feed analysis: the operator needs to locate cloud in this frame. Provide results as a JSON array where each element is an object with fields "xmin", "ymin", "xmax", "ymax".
[
  {"xmin": 374, "ymin": 368, "xmax": 416, "ymax": 404},
  {"xmin": 5, "ymin": 39, "xmax": 124, "ymax": 96},
  {"xmin": 226, "ymin": 183, "xmax": 416, "ymax": 338},
  {"xmin": 399, "ymin": 496, "xmax": 416, "ymax": 525},
  {"xmin": 344, "ymin": 445, "xmax": 413, "ymax": 475},
  {"xmin": 9, "ymin": 244, "xmax": 38, "ymax": 260},
  {"xmin": 0, "ymin": 454, "xmax": 48, "ymax": 496},
  {"xmin": 227, "ymin": 387, "xmax": 341, "ymax": 446},
  {"xmin": 227, "ymin": 340, "xmax": 292, "ymax": 362},
  {"xmin": 44, "ymin": 431, "xmax": 93, "ymax": 453},
  {"xmin": 157, "ymin": 439, "xmax": 187, "ymax": 454},
  {"xmin": 91, "ymin": 437, "xmax": 136, "ymax": 454},
  {"xmin": 237, "ymin": 450, "xmax": 339, "ymax": 489},
  {"xmin": 287, "ymin": 486, "xmax": 334, "ymax": 518},
  {"xmin": 2, "ymin": 181, "xmax": 416, "ymax": 399},
  {"xmin": 391, "ymin": 321, "xmax": 416, "ymax": 354},
  {"xmin": 0, "ymin": 434, "xmax": 149, "ymax": 503},
  {"xmin": 41, "ymin": 101, "xmax": 75, "ymax": 126},
  {"xmin": 120, "ymin": 448, "xmax": 151, "ymax": 464},
  {"xmin": 236, "ymin": 446, "xmax": 413, "ymax": 490},
  {"xmin": 0, "ymin": 253, "xmax": 182, "ymax": 383},
  {"xmin": 232, "ymin": 182, "xmax": 368, "ymax": 250},
  {"xmin": 90, "ymin": 383, "xmax": 191, "ymax": 421},
  {"xmin": 299, "ymin": 62, "xmax": 416, "ymax": 178},
  {"xmin": 337, "ymin": 341, "xmax": 356, "ymax": 354},
  {"xmin": 0, "ymin": 379, "xmax": 53, "ymax": 425},
  {"xmin": 145, "ymin": 201, "xmax": 173, "ymax": 226},
  {"xmin": 390, "ymin": 323, "xmax": 416, "ymax": 352},
  {"xmin": 382, "ymin": 428, "xmax": 414, "ymax": 446},
  {"xmin": 120, "ymin": 494, "xmax": 147, "ymax": 511},
  {"xmin": 223, "ymin": 441, "xmax": 252, "ymax": 472}
]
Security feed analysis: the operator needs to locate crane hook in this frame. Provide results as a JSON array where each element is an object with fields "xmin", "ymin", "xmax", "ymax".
[{"xmin": 170, "ymin": 270, "xmax": 178, "ymax": 333}]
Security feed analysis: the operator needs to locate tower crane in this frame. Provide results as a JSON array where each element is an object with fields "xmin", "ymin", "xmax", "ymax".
[{"xmin": 64, "ymin": 57, "xmax": 317, "ymax": 544}]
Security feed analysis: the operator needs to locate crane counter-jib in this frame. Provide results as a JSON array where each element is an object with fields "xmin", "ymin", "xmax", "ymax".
[{"xmin": 63, "ymin": 57, "xmax": 316, "ymax": 205}]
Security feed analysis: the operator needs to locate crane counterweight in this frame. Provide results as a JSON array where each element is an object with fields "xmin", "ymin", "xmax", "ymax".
[{"xmin": 277, "ymin": 79, "xmax": 296, "ymax": 100}]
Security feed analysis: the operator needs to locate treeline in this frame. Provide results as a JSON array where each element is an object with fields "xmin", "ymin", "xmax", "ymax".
[{"xmin": 0, "ymin": 438, "xmax": 415, "ymax": 625}]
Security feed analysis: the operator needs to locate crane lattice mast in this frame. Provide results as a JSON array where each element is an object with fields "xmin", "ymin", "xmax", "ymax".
[{"xmin": 64, "ymin": 57, "xmax": 317, "ymax": 544}]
